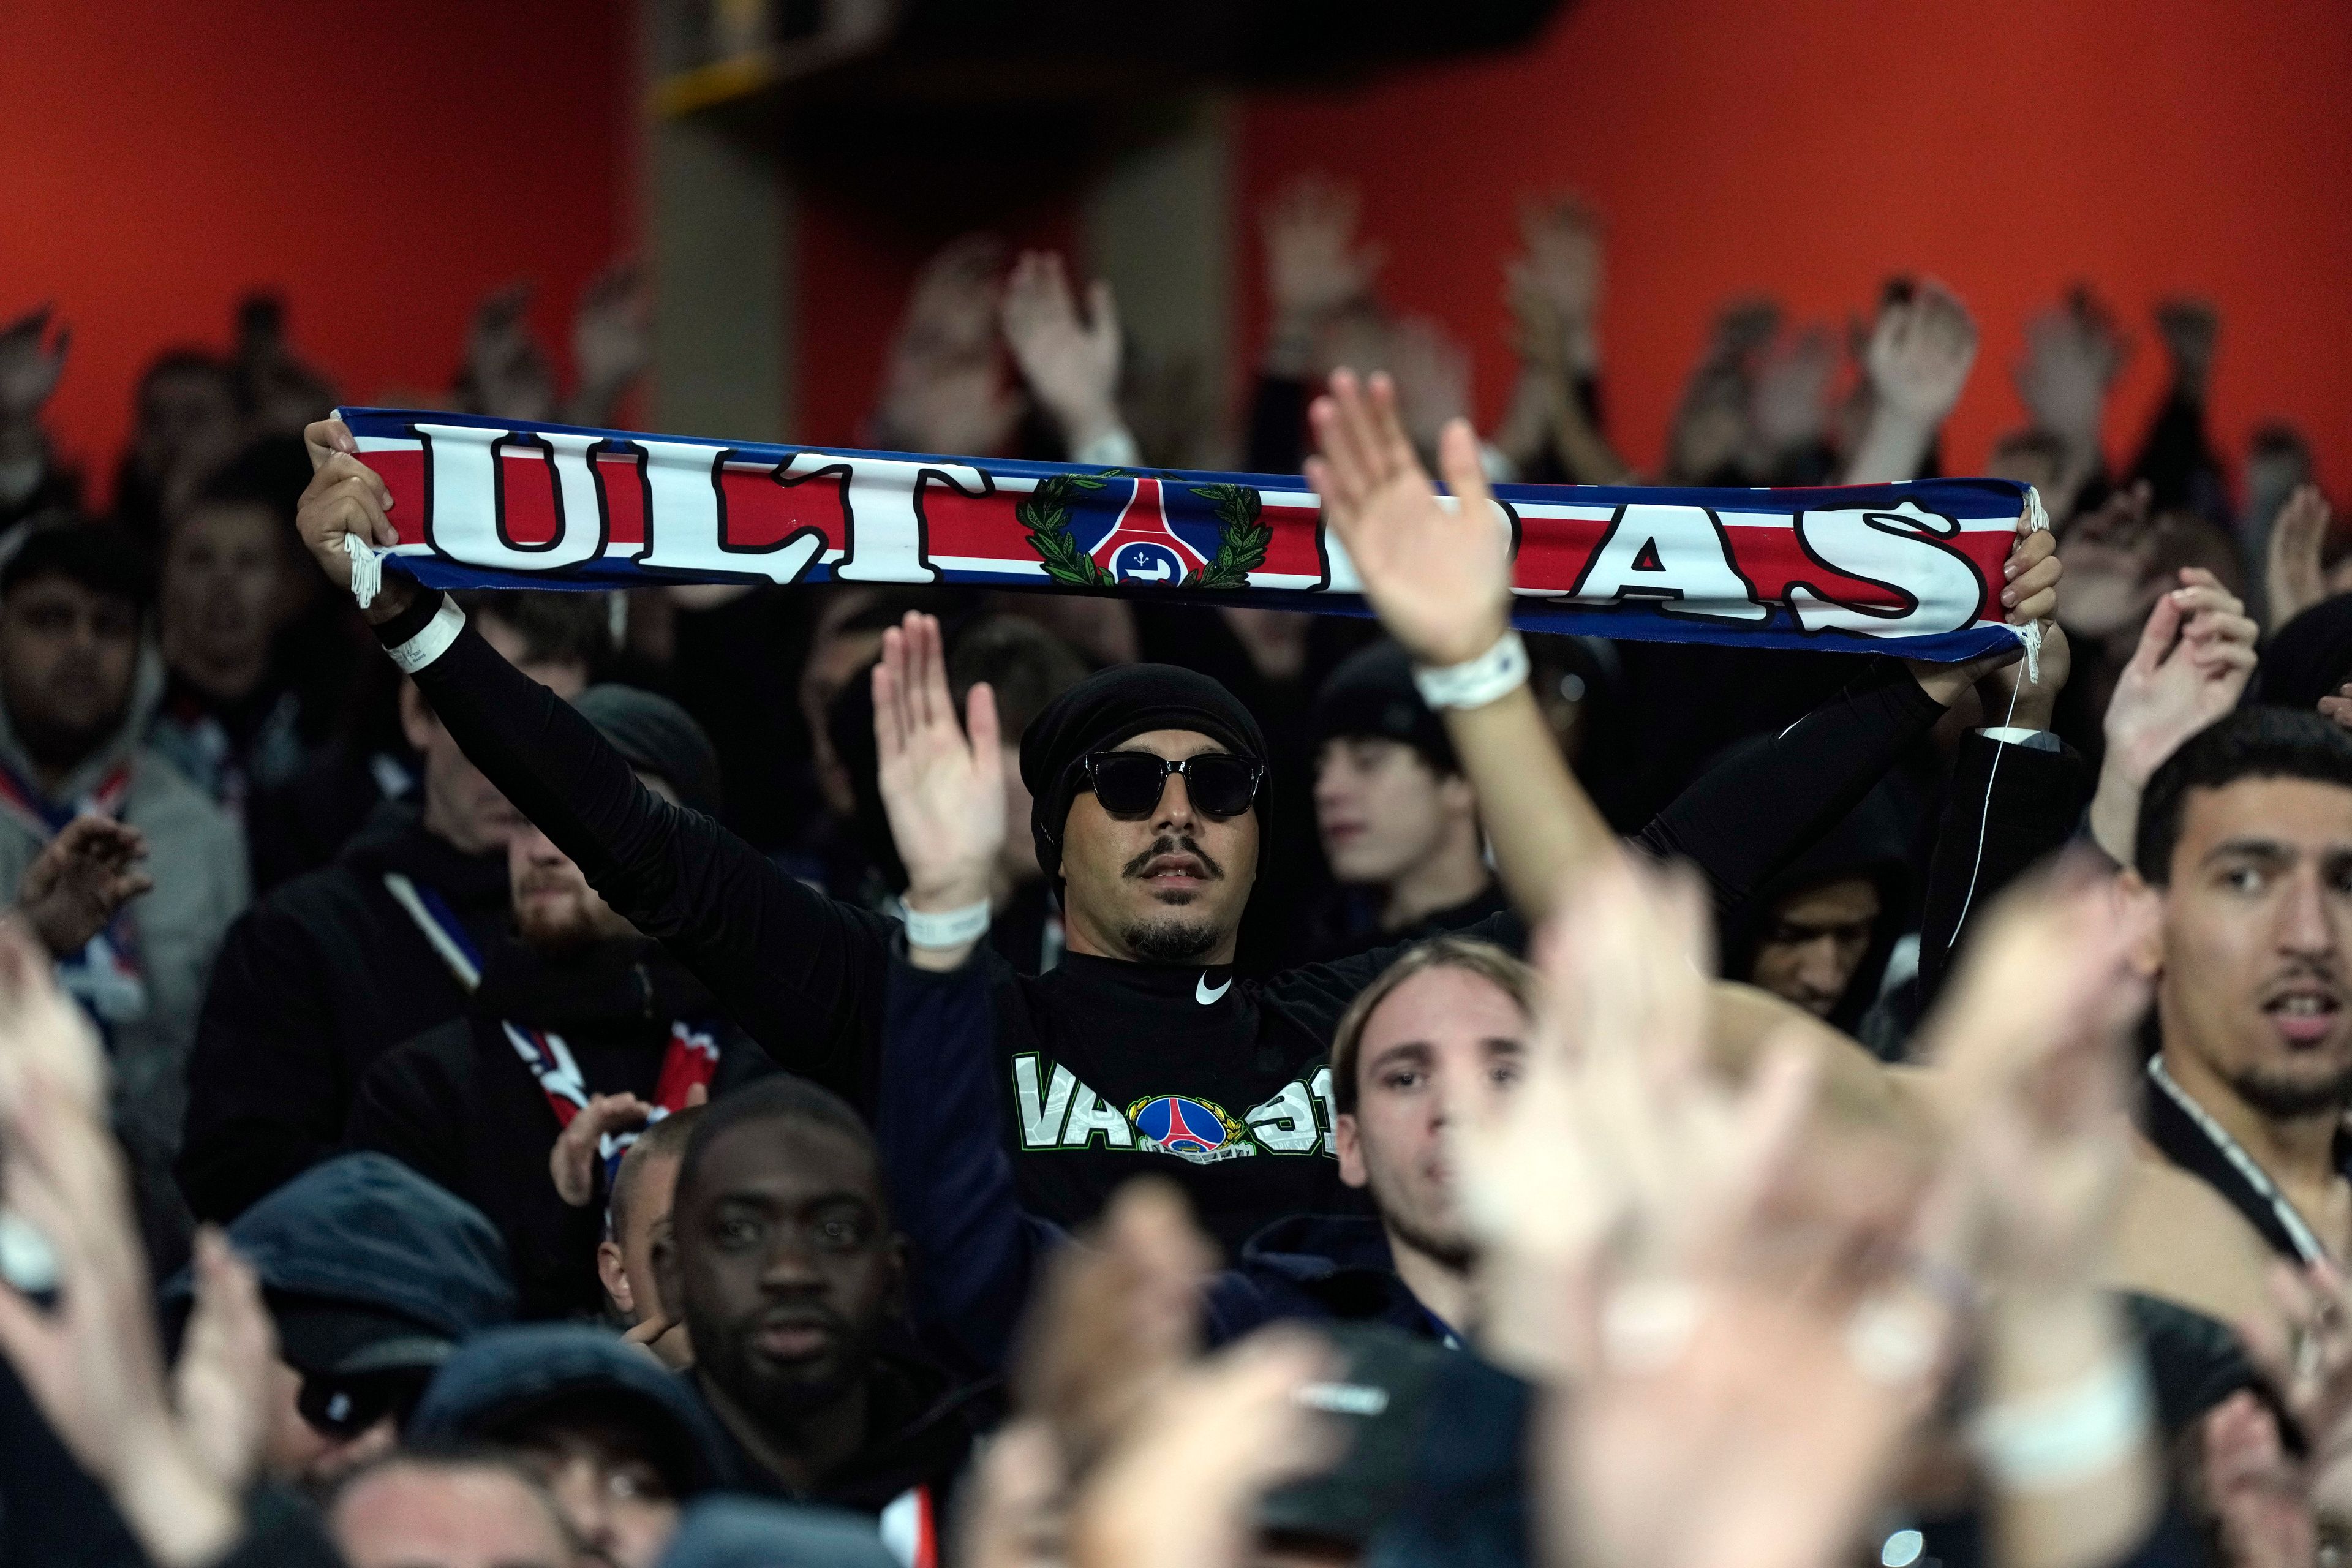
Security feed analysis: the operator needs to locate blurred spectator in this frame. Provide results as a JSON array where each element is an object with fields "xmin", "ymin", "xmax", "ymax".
[
  {"xmin": 0, "ymin": 517, "xmax": 247, "ymax": 1257},
  {"xmin": 346, "ymin": 685, "xmax": 772, "ymax": 1319},
  {"xmin": 867, "ymin": 235, "xmax": 1021, "ymax": 458},
  {"xmin": 160, "ymin": 1152, "xmax": 519, "ymax": 1490},
  {"xmin": 1717, "ymin": 783, "xmax": 1910, "ymax": 1030},
  {"xmin": 408, "ymin": 1322, "xmax": 736, "ymax": 1568},
  {"xmin": 113, "ymin": 349, "xmax": 242, "ymax": 543},
  {"xmin": 149, "ymin": 443, "xmax": 321, "ymax": 821},
  {"xmin": 326, "ymin": 1450, "xmax": 571, "ymax": 1568},
  {"xmin": 660, "ymin": 1077, "xmax": 992, "ymax": 1526},
  {"xmin": 179, "ymin": 591, "xmax": 604, "ymax": 1223},
  {"xmin": 1305, "ymin": 640, "xmax": 1500, "ymax": 959}
]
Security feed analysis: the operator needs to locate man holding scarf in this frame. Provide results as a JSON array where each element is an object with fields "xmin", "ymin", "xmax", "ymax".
[{"xmin": 290, "ymin": 405, "xmax": 2057, "ymax": 1247}]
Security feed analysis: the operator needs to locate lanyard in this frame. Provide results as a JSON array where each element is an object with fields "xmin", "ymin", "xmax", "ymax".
[
  {"xmin": 1, "ymin": 760, "xmax": 145, "ymax": 1024},
  {"xmin": 386, "ymin": 872, "xmax": 720, "ymax": 1175},
  {"xmin": 2145, "ymin": 1055, "xmax": 2334, "ymax": 1265}
]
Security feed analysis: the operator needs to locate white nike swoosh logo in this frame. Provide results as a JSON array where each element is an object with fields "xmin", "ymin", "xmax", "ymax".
[{"xmin": 1196, "ymin": 973, "xmax": 1232, "ymax": 1006}]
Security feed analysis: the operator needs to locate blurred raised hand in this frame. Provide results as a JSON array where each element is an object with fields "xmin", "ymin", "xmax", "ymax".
[
  {"xmin": 15, "ymin": 816, "xmax": 151, "ymax": 960},
  {"xmin": 1843, "ymin": 279, "xmax": 1976, "ymax": 484},
  {"xmin": 2265, "ymin": 483, "xmax": 2334, "ymax": 634},
  {"xmin": 0, "ymin": 941, "xmax": 244, "ymax": 1566},
  {"xmin": 0, "ymin": 305, "xmax": 69, "ymax": 429},
  {"xmin": 549, "ymin": 1091, "xmax": 654, "ymax": 1207},
  {"xmin": 2153, "ymin": 297, "xmax": 2218, "ymax": 399},
  {"xmin": 873, "ymin": 235, "xmax": 1023, "ymax": 456},
  {"xmin": 1510, "ymin": 194, "xmax": 1605, "ymax": 372},
  {"xmin": 2087, "ymin": 568, "xmax": 2258, "ymax": 861},
  {"xmin": 2016, "ymin": 289, "xmax": 2125, "ymax": 468},
  {"xmin": 1749, "ymin": 323, "xmax": 1838, "ymax": 464},
  {"xmin": 567, "ymin": 259, "xmax": 649, "ymax": 426},
  {"xmin": 463, "ymin": 283, "xmax": 559, "ymax": 423},
  {"xmin": 1305, "ymin": 370, "xmax": 1510, "ymax": 667},
  {"xmin": 1381, "ymin": 316, "xmax": 1475, "ymax": 466},
  {"xmin": 1261, "ymin": 176, "xmax": 1383, "ymax": 349},
  {"xmin": 999, "ymin": 251, "xmax": 1126, "ymax": 458},
  {"xmin": 171, "ymin": 1228, "xmax": 277, "ymax": 1499}
]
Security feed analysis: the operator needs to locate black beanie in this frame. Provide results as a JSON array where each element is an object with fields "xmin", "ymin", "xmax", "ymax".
[
  {"xmin": 2259, "ymin": 594, "xmax": 2352, "ymax": 714},
  {"xmin": 573, "ymin": 684, "xmax": 724, "ymax": 819},
  {"xmin": 1312, "ymin": 639, "xmax": 1457, "ymax": 774},
  {"xmin": 1020, "ymin": 663, "xmax": 1267, "ymax": 882}
]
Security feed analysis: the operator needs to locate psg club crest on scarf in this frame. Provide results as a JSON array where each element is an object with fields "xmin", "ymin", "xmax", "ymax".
[
  {"xmin": 336, "ymin": 407, "xmax": 2043, "ymax": 663},
  {"xmin": 1019, "ymin": 472, "xmax": 1268, "ymax": 590},
  {"xmin": 1128, "ymin": 1093, "xmax": 1256, "ymax": 1164}
]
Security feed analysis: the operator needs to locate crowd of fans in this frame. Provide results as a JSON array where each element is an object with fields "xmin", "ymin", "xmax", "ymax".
[{"xmin": 0, "ymin": 171, "xmax": 2348, "ymax": 1568}]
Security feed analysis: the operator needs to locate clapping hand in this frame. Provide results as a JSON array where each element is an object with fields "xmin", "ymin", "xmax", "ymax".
[
  {"xmin": 1305, "ymin": 369, "xmax": 1510, "ymax": 668},
  {"xmin": 1000, "ymin": 252, "xmax": 1125, "ymax": 454}
]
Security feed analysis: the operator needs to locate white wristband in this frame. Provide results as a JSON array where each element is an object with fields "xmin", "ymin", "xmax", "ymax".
[
  {"xmin": 386, "ymin": 598, "xmax": 467, "ymax": 675},
  {"xmin": 1969, "ymin": 1354, "xmax": 2152, "ymax": 1490},
  {"xmin": 901, "ymin": 899, "xmax": 992, "ymax": 951},
  {"xmin": 1072, "ymin": 425, "xmax": 1144, "ymax": 469},
  {"xmin": 1413, "ymin": 631, "xmax": 1530, "ymax": 712}
]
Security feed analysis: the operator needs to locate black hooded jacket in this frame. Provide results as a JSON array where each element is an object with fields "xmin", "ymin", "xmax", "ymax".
[
  {"xmin": 398, "ymin": 603, "xmax": 1944, "ymax": 1251},
  {"xmin": 181, "ymin": 799, "xmax": 512, "ymax": 1221},
  {"xmin": 344, "ymin": 937, "xmax": 774, "ymax": 1319},
  {"xmin": 1718, "ymin": 782, "xmax": 1913, "ymax": 1034}
]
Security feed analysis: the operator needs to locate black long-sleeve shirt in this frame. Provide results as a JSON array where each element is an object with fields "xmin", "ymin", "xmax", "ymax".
[{"xmin": 401, "ymin": 594, "xmax": 1942, "ymax": 1248}]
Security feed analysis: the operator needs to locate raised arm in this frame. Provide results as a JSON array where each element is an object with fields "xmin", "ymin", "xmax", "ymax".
[
  {"xmin": 1306, "ymin": 370, "xmax": 1610, "ymax": 925},
  {"xmin": 291, "ymin": 419, "xmax": 891, "ymax": 1095},
  {"xmin": 1302, "ymin": 372, "xmax": 2059, "ymax": 927}
]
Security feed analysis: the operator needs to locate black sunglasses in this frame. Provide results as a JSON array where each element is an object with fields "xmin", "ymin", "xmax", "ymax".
[
  {"xmin": 298, "ymin": 1369, "xmax": 428, "ymax": 1440},
  {"xmin": 1082, "ymin": 751, "xmax": 1264, "ymax": 821}
]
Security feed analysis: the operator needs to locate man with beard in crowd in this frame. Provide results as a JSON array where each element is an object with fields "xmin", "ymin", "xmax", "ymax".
[
  {"xmin": 179, "ymin": 590, "xmax": 603, "ymax": 1221},
  {"xmin": 346, "ymin": 686, "xmax": 769, "ymax": 1318},
  {"xmin": 291, "ymin": 410, "xmax": 2056, "ymax": 1248},
  {"xmin": 657, "ymin": 1076, "xmax": 990, "ymax": 1561}
]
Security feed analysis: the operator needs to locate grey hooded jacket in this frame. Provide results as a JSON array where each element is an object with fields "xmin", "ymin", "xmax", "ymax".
[{"xmin": 0, "ymin": 646, "xmax": 247, "ymax": 1180}]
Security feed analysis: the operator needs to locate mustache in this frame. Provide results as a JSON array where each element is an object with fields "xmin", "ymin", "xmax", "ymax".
[{"xmin": 1121, "ymin": 836, "xmax": 1226, "ymax": 881}]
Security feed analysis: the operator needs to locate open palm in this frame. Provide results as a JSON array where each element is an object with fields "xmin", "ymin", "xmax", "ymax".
[
  {"xmin": 873, "ymin": 611, "xmax": 1005, "ymax": 910},
  {"xmin": 1305, "ymin": 369, "xmax": 1512, "ymax": 667}
]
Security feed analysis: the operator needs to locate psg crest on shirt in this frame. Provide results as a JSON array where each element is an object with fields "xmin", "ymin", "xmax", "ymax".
[
  {"xmin": 1128, "ymin": 1093, "xmax": 1257, "ymax": 1164},
  {"xmin": 1019, "ymin": 472, "xmax": 1270, "ymax": 591}
]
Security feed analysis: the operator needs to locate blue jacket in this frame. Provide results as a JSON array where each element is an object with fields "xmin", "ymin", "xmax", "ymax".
[{"xmin": 876, "ymin": 950, "xmax": 1447, "ymax": 1374}]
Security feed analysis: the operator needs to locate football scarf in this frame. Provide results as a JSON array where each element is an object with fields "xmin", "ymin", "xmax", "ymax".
[
  {"xmin": 336, "ymin": 407, "xmax": 2042, "ymax": 663},
  {"xmin": 0, "ymin": 760, "xmax": 146, "ymax": 1026},
  {"xmin": 383, "ymin": 872, "xmax": 720, "ymax": 1180}
]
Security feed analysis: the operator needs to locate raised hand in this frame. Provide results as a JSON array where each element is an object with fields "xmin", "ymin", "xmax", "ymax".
[
  {"xmin": 0, "ymin": 1073, "xmax": 241, "ymax": 1567},
  {"xmin": 873, "ymin": 612, "xmax": 1005, "ymax": 945},
  {"xmin": 1261, "ymin": 175, "xmax": 1382, "ymax": 331},
  {"xmin": 549, "ymin": 1091, "xmax": 654, "ymax": 1207},
  {"xmin": 464, "ymin": 282, "xmax": 558, "ymax": 423},
  {"xmin": 2055, "ymin": 481, "xmax": 2160, "ymax": 639},
  {"xmin": 1510, "ymin": 194, "xmax": 1605, "ymax": 372},
  {"xmin": 2153, "ymin": 297, "xmax": 2218, "ymax": 398},
  {"xmin": 293, "ymin": 418, "xmax": 405, "ymax": 613},
  {"xmin": 1843, "ymin": 279, "xmax": 1975, "ymax": 484},
  {"xmin": 568, "ymin": 259, "xmax": 649, "ymax": 424},
  {"xmin": 2087, "ymin": 569, "xmax": 2259, "ymax": 861},
  {"xmin": 1749, "ymin": 324, "xmax": 1837, "ymax": 458},
  {"xmin": 1305, "ymin": 370, "xmax": 1510, "ymax": 667},
  {"xmin": 0, "ymin": 918, "xmax": 107, "ymax": 1118},
  {"xmin": 15, "ymin": 816, "xmax": 151, "ymax": 959},
  {"xmin": 1381, "ymin": 317, "xmax": 1474, "ymax": 462},
  {"xmin": 2265, "ymin": 483, "xmax": 2334, "ymax": 633},
  {"xmin": 999, "ymin": 252, "xmax": 1125, "ymax": 454},
  {"xmin": 2015, "ymin": 290, "xmax": 2124, "ymax": 452},
  {"xmin": 171, "ymin": 1228, "xmax": 277, "ymax": 1498},
  {"xmin": 900, "ymin": 233, "xmax": 1009, "ymax": 364},
  {"xmin": 0, "ymin": 305, "xmax": 69, "ymax": 427}
]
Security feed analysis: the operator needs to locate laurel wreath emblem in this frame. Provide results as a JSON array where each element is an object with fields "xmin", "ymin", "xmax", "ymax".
[{"xmin": 1017, "ymin": 470, "xmax": 1270, "ymax": 591}]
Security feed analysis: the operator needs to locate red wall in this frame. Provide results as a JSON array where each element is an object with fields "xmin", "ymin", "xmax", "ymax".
[
  {"xmin": 0, "ymin": 0, "xmax": 630, "ymax": 499},
  {"xmin": 1239, "ymin": 0, "xmax": 2352, "ymax": 491}
]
